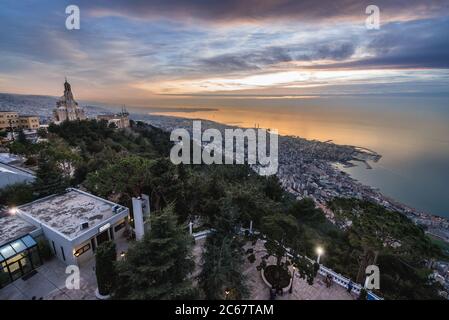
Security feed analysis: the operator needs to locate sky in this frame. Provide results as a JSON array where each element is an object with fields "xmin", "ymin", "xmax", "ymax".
[{"xmin": 1, "ymin": 0, "xmax": 449, "ymax": 108}]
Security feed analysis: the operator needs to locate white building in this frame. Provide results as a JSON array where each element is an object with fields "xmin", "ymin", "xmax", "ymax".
[
  {"xmin": 15, "ymin": 188, "xmax": 129, "ymax": 266},
  {"xmin": 0, "ymin": 162, "xmax": 35, "ymax": 189}
]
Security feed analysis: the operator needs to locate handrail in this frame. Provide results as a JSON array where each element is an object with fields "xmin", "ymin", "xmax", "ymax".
[{"xmin": 192, "ymin": 227, "xmax": 383, "ymax": 300}]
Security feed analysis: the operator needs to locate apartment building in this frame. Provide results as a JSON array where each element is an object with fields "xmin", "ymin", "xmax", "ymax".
[{"xmin": 0, "ymin": 112, "xmax": 40, "ymax": 131}]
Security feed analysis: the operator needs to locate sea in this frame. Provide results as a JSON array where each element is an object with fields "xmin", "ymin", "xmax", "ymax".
[{"xmin": 136, "ymin": 95, "xmax": 449, "ymax": 218}]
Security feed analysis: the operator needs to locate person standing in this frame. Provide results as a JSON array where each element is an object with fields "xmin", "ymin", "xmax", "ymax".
[{"xmin": 347, "ymin": 280, "xmax": 353, "ymax": 294}]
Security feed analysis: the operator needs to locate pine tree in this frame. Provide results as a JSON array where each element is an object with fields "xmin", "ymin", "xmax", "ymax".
[
  {"xmin": 113, "ymin": 204, "xmax": 197, "ymax": 299},
  {"xmin": 95, "ymin": 241, "xmax": 117, "ymax": 296},
  {"xmin": 33, "ymin": 152, "xmax": 69, "ymax": 197},
  {"xmin": 199, "ymin": 202, "xmax": 248, "ymax": 299}
]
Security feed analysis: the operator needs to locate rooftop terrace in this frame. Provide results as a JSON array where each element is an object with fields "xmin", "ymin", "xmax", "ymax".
[
  {"xmin": 0, "ymin": 212, "xmax": 38, "ymax": 246},
  {"xmin": 18, "ymin": 189, "xmax": 126, "ymax": 240}
]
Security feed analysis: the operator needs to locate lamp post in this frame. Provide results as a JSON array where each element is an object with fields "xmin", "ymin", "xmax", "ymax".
[
  {"xmin": 316, "ymin": 246, "xmax": 324, "ymax": 264},
  {"xmin": 289, "ymin": 266, "xmax": 296, "ymax": 294},
  {"xmin": 9, "ymin": 207, "xmax": 17, "ymax": 215},
  {"xmin": 189, "ymin": 221, "xmax": 193, "ymax": 235}
]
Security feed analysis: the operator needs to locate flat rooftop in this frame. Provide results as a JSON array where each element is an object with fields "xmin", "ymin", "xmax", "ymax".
[
  {"xmin": 0, "ymin": 162, "xmax": 35, "ymax": 188},
  {"xmin": 18, "ymin": 189, "xmax": 127, "ymax": 240},
  {"xmin": 0, "ymin": 153, "xmax": 23, "ymax": 164},
  {"xmin": 0, "ymin": 212, "xmax": 38, "ymax": 246}
]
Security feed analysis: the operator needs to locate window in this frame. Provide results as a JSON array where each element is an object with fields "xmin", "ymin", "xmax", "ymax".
[
  {"xmin": 21, "ymin": 235, "xmax": 36, "ymax": 248},
  {"xmin": 74, "ymin": 243, "xmax": 91, "ymax": 257},
  {"xmin": 61, "ymin": 247, "xmax": 66, "ymax": 261},
  {"xmin": 0, "ymin": 236, "xmax": 41, "ymax": 288},
  {"xmin": 114, "ymin": 221, "xmax": 126, "ymax": 232},
  {"xmin": 0, "ymin": 245, "xmax": 15, "ymax": 260},
  {"xmin": 90, "ymin": 238, "xmax": 96, "ymax": 252},
  {"xmin": 10, "ymin": 239, "xmax": 27, "ymax": 253}
]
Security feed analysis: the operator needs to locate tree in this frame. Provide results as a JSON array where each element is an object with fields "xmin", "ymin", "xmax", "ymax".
[
  {"xmin": 113, "ymin": 205, "xmax": 197, "ymax": 299},
  {"xmin": 260, "ymin": 213, "xmax": 299, "ymax": 266},
  {"xmin": 0, "ymin": 183, "xmax": 35, "ymax": 207},
  {"xmin": 95, "ymin": 241, "xmax": 117, "ymax": 296},
  {"xmin": 33, "ymin": 151, "xmax": 69, "ymax": 196},
  {"xmin": 44, "ymin": 138, "xmax": 80, "ymax": 177},
  {"xmin": 259, "ymin": 213, "xmax": 318, "ymax": 286},
  {"xmin": 199, "ymin": 201, "xmax": 248, "ymax": 299},
  {"xmin": 148, "ymin": 158, "xmax": 180, "ymax": 211},
  {"xmin": 37, "ymin": 128, "xmax": 48, "ymax": 138},
  {"xmin": 263, "ymin": 175, "xmax": 284, "ymax": 202},
  {"xmin": 8, "ymin": 140, "xmax": 29, "ymax": 156},
  {"xmin": 85, "ymin": 155, "xmax": 154, "ymax": 204},
  {"xmin": 288, "ymin": 198, "xmax": 326, "ymax": 225},
  {"xmin": 326, "ymin": 198, "xmax": 443, "ymax": 299},
  {"xmin": 17, "ymin": 130, "xmax": 28, "ymax": 145}
]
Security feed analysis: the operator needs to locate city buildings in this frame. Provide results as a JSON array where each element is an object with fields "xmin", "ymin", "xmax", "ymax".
[
  {"xmin": 97, "ymin": 106, "xmax": 130, "ymax": 129},
  {"xmin": 53, "ymin": 79, "xmax": 86, "ymax": 123},
  {"xmin": 0, "ymin": 112, "xmax": 40, "ymax": 131}
]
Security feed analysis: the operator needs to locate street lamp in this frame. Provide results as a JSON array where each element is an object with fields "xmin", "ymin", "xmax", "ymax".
[
  {"xmin": 289, "ymin": 266, "xmax": 296, "ymax": 294},
  {"xmin": 9, "ymin": 207, "xmax": 17, "ymax": 215},
  {"xmin": 316, "ymin": 246, "xmax": 324, "ymax": 264}
]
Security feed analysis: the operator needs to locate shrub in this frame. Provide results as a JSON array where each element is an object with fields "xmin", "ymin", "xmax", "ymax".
[
  {"xmin": 248, "ymin": 254, "xmax": 256, "ymax": 264},
  {"xmin": 0, "ymin": 269, "xmax": 11, "ymax": 288},
  {"xmin": 264, "ymin": 265, "xmax": 291, "ymax": 289},
  {"xmin": 95, "ymin": 241, "xmax": 117, "ymax": 296},
  {"xmin": 358, "ymin": 288, "xmax": 368, "ymax": 300},
  {"xmin": 37, "ymin": 239, "xmax": 53, "ymax": 261}
]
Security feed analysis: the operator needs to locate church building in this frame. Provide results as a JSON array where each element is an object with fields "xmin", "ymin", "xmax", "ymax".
[{"xmin": 53, "ymin": 79, "xmax": 86, "ymax": 123}]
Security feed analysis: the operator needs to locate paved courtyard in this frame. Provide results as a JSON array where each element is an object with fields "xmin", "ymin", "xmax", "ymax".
[
  {"xmin": 0, "ymin": 258, "xmax": 97, "ymax": 300},
  {"xmin": 243, "ymin": 240, "xmax": 354, "ymax": 300},
  {"xmin": 0, "ymin": 236, "xmax": 129, "ymax": 300},
  {"xmin": 191, "ymin": 238, "xmax": 354, "ymax": 300}
]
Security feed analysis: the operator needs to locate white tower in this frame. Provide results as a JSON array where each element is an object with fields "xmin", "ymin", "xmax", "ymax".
[{"xmin": 132, "ymin": 194, "xmax": 150, "ymax": 240}]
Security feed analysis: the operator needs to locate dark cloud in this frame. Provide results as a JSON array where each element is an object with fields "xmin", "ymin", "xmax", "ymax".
[
  {"xmin": 81, "ymin": 0, "xmax": 449, "ymax": 23},
  {"xmin": 199, "ymin": 47, "xmax": 293, "ymax": 72},
  {"xmin": 314, "ymin": 42, "xmax": 356, "ymax": 60},
  {"xmin": 198, "ymin": 42, "xmax": 355, "ymax": 73},
  {"xmin": 196, "ymin": 15, "xmax": 449, "ymax": 74},
  {"xmin": 308, "ymin": 18, "xmax": 449, "ymax": 69},
  {"xmin": 294, "ymin": 42, "xmax": 356, "ymax": 61}
]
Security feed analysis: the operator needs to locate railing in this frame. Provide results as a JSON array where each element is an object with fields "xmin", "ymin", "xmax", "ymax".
[
  {"xmin": 192, "ymin": 229, "xmax": 213, "ymax": 240},
  {"xmin": 191, "ymin": 227, "xmax": 383, "ymax": 300}
]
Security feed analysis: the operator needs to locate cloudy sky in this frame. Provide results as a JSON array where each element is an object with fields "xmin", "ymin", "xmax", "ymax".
[{"xmin": 1, "ymin": 0, "xmax": 449, "ymax": 108}]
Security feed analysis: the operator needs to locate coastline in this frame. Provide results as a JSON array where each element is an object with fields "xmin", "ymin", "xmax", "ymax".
[{"xmin": 135, "ymin": 112, "xmax": 449, "ymax": 243}]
